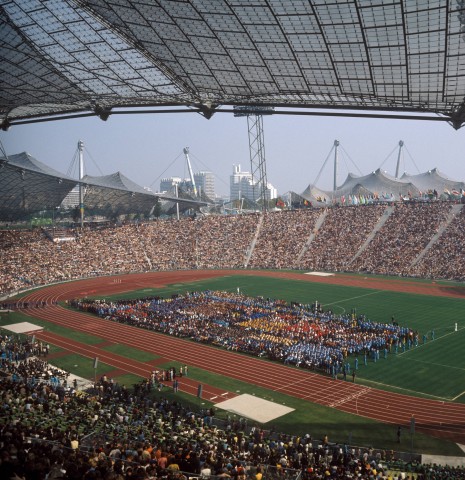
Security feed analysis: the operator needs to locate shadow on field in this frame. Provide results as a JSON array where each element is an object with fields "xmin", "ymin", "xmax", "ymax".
[{"xmin": 438, "ymin": 286, "xmax": 465, "ymax": 298}]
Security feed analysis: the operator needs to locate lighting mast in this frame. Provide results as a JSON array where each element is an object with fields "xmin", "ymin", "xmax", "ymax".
[{"xmin": 234, "ymin": 106, "xmax": 274, "ymax": 211}]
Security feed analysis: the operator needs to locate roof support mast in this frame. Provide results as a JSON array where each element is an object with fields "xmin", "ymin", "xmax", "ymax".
[
  {"xmin": 333, "ymin": 139, "xmax": 339, "ymax": 193},
  {"xmin": 183, "ymin": 147, "xmax": 197, "ymax": 197},
  {"xmin": 395, "ymin": 140, "xmax": 404, "ymax": 179},
  {"xmin": 78, "ymin": 140, "xmax": 84, "ymax": 229}
]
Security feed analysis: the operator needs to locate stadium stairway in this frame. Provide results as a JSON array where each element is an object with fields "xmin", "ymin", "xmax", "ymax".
[
  {"xmin": 244, "ymin": 213, "xmax": 264, "ymax": 268},
  {"xmin": 296, "ymin": 208, "xmax": 328, "ymax": 264},
  {"xmin": 410, "ymin": 203, "xmax": 464, "ymax": 268},
  {"xmin": 346, "ymin": 204, "xmax": 395, "ymax": 266}
]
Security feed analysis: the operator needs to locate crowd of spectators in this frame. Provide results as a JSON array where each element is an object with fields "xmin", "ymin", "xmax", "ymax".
[
  {"xmin": 1, "ymin": 201, "xmax": 465, "ymax": 297},
  {"xmin": 299, "ymin": 205, "xmax": 386, "ymax": 272},
  {"xmin": 248, "ymin": 210, "xmax": 320, "ymax": 269},
  {"xmin": 0, "ymin": 333, "xmax": 464, "ymax": 479},
  {"xmin": 71, "ymin": 291, "xmax": 416, "ymax": 374},
  {"xmin": 410, "ymin": 206, "xmax": 465, "ymax": 281},
  {"xmin": 350, "ymin": 203, "xmax": 451, "ymax": 276}
]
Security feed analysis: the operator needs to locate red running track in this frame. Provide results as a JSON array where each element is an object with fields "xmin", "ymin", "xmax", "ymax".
[
  {"xmin": 34, "ymin": 329, "xmax": 234, "ymax": 402},
  {"xmin": 19, "ymin": 270, "xmax": 465, "ymax": 444}
]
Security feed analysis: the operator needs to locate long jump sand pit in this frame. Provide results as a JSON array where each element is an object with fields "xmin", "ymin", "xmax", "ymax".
[
  {"xmin": 304, "ymin": 272, "xmax": 335, "ymax": 277},
  {"xmin": 1, "ymin": 322, "xmax": 44, "ymax": 334},
  {"xmin": 215, "ymin": 393, "xmax": 294, "ymax": 423}
]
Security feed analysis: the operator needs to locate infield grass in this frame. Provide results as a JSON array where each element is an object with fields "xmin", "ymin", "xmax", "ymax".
[{"xmin": 94, "ymin": 274, "xmax": 465, "ymax": 402}]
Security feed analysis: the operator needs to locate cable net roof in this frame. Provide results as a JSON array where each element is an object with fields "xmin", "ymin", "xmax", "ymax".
[
  {"xmin": 0, "ymin": 152, "xmax": 207, "ymax": 220},
  {"xmin": 2, "ymin": 0, "xmax": 465, "ymax": 127},
  {"xmin": 0, "ymin": 152, "xmax": 79, "ymax": 220},
  {"xmin": 81, "ymin": 173, "xmax": 159, "ymax": 216}
]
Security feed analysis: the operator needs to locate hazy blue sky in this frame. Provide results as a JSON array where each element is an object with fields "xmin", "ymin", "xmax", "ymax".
[{"xmin": 2, "ymin": 110, "xmax": 465, "ymax": 197}]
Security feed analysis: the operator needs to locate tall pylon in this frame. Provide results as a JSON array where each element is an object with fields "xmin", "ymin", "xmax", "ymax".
[
  {"xmin": 78, "ymin": 140, "xmax": 84, "ymax": 229},
  {"xmin": 395, "ymin": 140, "xmax": 404, "ymax": 179},
  {"xmin": 234, "ymin": 106, "xmax": 274, "ymax": 211}
]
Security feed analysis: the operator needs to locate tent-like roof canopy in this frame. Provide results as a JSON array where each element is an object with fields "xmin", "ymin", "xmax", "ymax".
[
  {"xmin": 2, "ymin": 1, "xmax": 465, "ymax": 128},
  {"xmin": 0, "ymin": 152, "xmax": 208, "ymax": 220},
  {"xmin": 337, "ymin": 168, "xmax": 421, "ymax": 197},
  {"xmin": 0, "ymin": 152, "xmax": 79, "ymax": 220},
  {"xmin": 401, "ymin": 168, "xmax": 465, "ymax": 192},
  {"xmin": 81, "ymin": 172, "xmax": 160, "ymax": 217},
  {"xmin": 300, "ymin": 168, "xmax": 453, "ymax": 203}
]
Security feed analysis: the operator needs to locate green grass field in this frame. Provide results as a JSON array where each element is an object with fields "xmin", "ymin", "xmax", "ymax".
[
  {"xmin": 3, "ymin": 272, "xmax": 465, "ymax": 455},
  {"xmin": 93, "ymin": 274, "xmax": 465, "ymax": 402}
]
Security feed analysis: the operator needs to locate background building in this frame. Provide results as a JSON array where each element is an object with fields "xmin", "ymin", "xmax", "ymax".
[
  {"xmin": 161, "ymin": 172, "xmax": 215, "ymax": 200},
  {"xmin": 160, "ymin": 177, "xmax": 184, "ymax": 195},
  {"xmin": 194, "ymin": 171, "xmax": 215, "ymax": 199},
  {"xmin": 230, "ymin": 164, "xmax": 277, "ymax": 202}
]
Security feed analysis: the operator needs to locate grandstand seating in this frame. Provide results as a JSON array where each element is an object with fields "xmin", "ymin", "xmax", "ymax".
[
  {"xmin": 0, "ymin": 334, "xmax": 463, "ymax": 480},
  {"xmin": 42, "ymin": 226, "xmax": 76, "ymax": 243},
  {"xmin": 1, "ymin": 201, "xmax": 464, "ymax": 297}
]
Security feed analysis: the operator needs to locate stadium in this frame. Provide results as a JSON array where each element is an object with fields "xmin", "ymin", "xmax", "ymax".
[{"xmin": 2, "ymin": 1, "xmax": 465, "ymax": 479}]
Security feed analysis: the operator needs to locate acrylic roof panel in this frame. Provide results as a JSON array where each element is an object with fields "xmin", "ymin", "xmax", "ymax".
[
  {"xmin": 82, "ymin": 172, "xmax": 150, "ymax": 195},
  {"xmin": 81, "ymin": 172, "xmax": 158, "ymax": 215},
  {"xmin": 0, "ymin": 152, "xmax": 78, "ymax": 220},
  {"xmin": 2, "ymin": 1, "xmax": 465, "ymax": 128},
  {"xmin": 0, "ymin": 152, "xmax": 207, "ymax": 220}
]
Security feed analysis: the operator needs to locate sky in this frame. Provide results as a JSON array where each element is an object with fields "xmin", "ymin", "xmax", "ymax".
[{"xmin": 1, "ymin": 110, "xmax": 465, "ymax": 198}]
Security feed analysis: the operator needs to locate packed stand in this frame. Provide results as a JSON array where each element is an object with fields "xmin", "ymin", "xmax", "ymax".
[
  {"xmin": 411, "ymin": 206, "xmax": 465, "ymax": 281},
  {"xmin": 0, "ymin": 215, "xmax": 260, "ymax": 296},
  {"xmin": 1, "ymin": 333, "xmax": 464, "ymax": 479},
  {"xmin": 350, "ymin": 202, "xmax": 452, "ymax": 276},
  {"xmin": 2, "ymin": 201, "xmax": 465, "ymax": 298},
  {"xmin": 299, "ymin": 205, "xmax": 386, "ymax": 272},
  {"xmin": 248, "ymin": 210, "xmax": 320, "ymax": 269}
]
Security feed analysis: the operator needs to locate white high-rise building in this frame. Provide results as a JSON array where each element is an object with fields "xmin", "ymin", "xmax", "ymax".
[
  {"xmin": 229, "ymin": 164, "xmax": 277, "ymax": 202},
  {"xmin": 161, "ymin": 172, "xmax": 215, "ymax": 198},
  {"xmin": 194, "ymin": 171, "xmax": 215, "ymax": 199}
]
